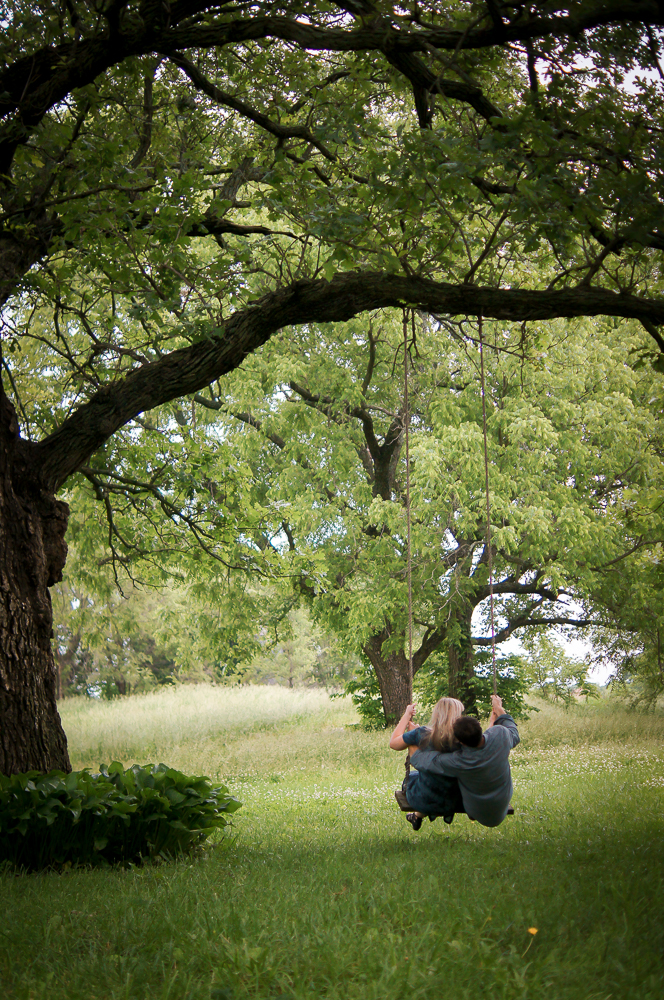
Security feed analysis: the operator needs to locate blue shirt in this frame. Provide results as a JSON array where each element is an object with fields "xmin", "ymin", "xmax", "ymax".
[{"xmin": 402, "ymin": 727, "xmax": 463, "ymax": 816}]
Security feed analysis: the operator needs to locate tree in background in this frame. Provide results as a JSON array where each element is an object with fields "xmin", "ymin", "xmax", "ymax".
[
  {"xmin": 57, "ymin": 311, "xmax": 655, "ymax": 723},
  {"xmin": 587, "ymin": 536, "xmax": 664, "ymax": 707},
  {"xmin": 202, "ymin": 313, "xmax": 663, "ymax": 721},
  {"xmin": 4, "ymin": 2, "xmax": 664, "ymax": 769},
  {"xmin": 53, "ymin": 577, "xmax": 357, "ymax": 696},
  {"xmin": 521, "ymin": 633, "xmax": 599, "ymax": 706},
  {"xmin": 53, "ymin": 579, "xmax": 189, "ymax": 698},
  {"xmin": 240, "ymin": 607, "xmax": 359, "ymax": 688}
]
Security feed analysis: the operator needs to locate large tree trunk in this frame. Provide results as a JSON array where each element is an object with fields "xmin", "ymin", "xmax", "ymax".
[
  {"xmin": 364, "ymin": 628, "xmax": 412, "ymax": 726},
  {"xmin": 448, "ymin": 610, "xmax": 478, "ymax": 716},
  {"xmin": 0, "ymin": 390, "xmax": 71, "ymax": 775}
]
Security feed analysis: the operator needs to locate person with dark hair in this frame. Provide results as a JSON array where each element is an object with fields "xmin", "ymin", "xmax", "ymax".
[
  {"xmin": 452, "ymin": 715, "xmax": 483, "ymax": 748},
  {"xmin": 408, "ymin": 694, "xmax": 520, "ymax": 828}
]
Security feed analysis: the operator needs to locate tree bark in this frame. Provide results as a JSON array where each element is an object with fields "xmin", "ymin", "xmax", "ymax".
[
  {"xmin": 363, "ymin": 628, "xmax": 412, "ymax": 725},
  {"xmin": 447, "ymin": 611, "xmax": 478, "ymax": 716},
  {"xmin": 0, "ymin": 388, "xmax": 70, "ymax": 775}
]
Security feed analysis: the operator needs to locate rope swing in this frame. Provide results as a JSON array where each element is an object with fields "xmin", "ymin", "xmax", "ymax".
[
  {"xmin": 401, "ymin": 311, "xmax": 498, "ymax": 704},
  {"xmin": 396, "ymin": 312, "xmax": 505, "ymax": 817},
  {"xmin": 403, "ymin": 309, "xmax": 414, "ymax": 707},
  {"xmin": 478, "ymin": 315, "xmax": 498, "ymax": 696},
  {"xmin": 402, "ymin": 310, "xmax": 414, "ymax": 788}
]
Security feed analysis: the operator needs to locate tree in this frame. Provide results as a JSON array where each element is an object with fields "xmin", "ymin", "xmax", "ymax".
[
  {"xmin": 3, "ymin": 1, "xmax": 664, "ymax": 771},
  {"xmin": 521, "ymin": 633, "xmax": 599, "ymax": 706},
  {"xmin": 52, "ymin": 575, "xmax": 220, "ymax": 698},
  {"xmin": 585, "ymin": 510, "xmax": 664, "ymax": 706},
  {"xmin": 240, "ymin": 606, "xmax": 358, "ymax": 687},
  {"xmin": 145, "ymin": 312, "xmax": 662, "ymax": 723}
]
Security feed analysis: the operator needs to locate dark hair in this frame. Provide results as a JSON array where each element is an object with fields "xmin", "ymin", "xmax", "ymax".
[{"xmin": 453, "ymin": 716, "xmax": 483, "ymax": 747}]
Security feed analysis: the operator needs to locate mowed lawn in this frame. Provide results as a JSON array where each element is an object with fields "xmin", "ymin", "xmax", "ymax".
[{"xmin": 1, "ymin": 686, "xmax": 663, "ymax": 1000}]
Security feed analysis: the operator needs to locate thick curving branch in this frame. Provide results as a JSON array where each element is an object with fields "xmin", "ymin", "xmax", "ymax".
[
  {"xmin": 4, "ymin": 2, "xmax": 662, "ymax": 171},
  {"xmin": 474, "ymin": 615, "xmax": 596, "ymax": 645},
  {"xmin": 168, "ymin": 53, "xmax": 338, "ymax": 159},
  {"xmin": 33, "ymin": 270, "xmax": 664, "ymax": 490}
]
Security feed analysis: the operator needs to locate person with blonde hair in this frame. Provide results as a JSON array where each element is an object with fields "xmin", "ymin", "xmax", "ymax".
[{"xmin": 389, "ymin": 697, "xmax": 465, "ymax": 831}]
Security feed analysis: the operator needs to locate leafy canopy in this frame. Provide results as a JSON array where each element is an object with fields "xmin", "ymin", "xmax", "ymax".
[
  {"xmin": 4, "ymin": 2, "xmax": 664, "ymax": 499},
  {"xmin": 3, "ymin": 2, "xmax": 664, "ymax": 709},
  {"xmin": 39, "ymin": 309, "xmax": 664, "ymax": 696}
]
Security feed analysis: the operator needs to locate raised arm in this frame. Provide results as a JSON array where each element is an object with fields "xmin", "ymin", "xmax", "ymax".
[{"xmin": 389, "ymin": 704, "xmax": 417, "ymax": 751}]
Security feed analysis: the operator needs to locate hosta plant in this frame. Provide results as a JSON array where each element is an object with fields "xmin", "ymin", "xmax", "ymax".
[{"xmin": 0, "ymin": 762, "xmax": 241, "ymax": 871}]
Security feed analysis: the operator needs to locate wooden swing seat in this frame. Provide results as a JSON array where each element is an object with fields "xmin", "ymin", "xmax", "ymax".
[{"xmin": 395, "ymin": 788, "xmax": 514, "ymax": 816}]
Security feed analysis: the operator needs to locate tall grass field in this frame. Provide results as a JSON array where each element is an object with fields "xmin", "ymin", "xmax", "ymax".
[{"xmin": 1, "ymin": 685, "xmax": 663, "ymax": 1000}]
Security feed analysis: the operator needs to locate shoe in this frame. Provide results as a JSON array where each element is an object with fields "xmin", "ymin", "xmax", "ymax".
[{"xmin": 406, "ymin": 813, "xmax": 423, "ymax": 831}]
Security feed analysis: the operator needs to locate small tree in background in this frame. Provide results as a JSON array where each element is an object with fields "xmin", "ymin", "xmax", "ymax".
[
  {"xmin": 53, "ymin": 581, "xmax": 182, "ymax": 698},
  {"xmin": 241, "ymin": 607, "xmax": 359, "ymax": 688},
  {"xmin": 585, "ymin": 527, "xmax": 664, "ymax": 707},
  {"xmin": 522, "ymin": 634, "xmax": 600, "ymax": 706}
]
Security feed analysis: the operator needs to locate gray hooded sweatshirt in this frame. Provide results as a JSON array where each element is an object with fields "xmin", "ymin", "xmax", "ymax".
[{"xmin": 410, "ymin": 714, "xmax": 520, "ymax": 827}]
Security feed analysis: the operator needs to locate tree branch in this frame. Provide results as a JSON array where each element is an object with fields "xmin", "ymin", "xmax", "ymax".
[
  {"xmin": 79, "ymin": 463, "xmax": 262, "ymax": 574},
  {"xmin": 33, "ymin": 271, "xmax": 664, "ymax": 490},
  {"xmin": 129, "ymin": 60, "xmax": 159, "ymax": 169},
  {"xmin": 167, "ymin": 52, "xmax": 338, "ymax": 161},
  {"xmin": 7, "ymin": 3, "xmax": 659, "ymax": 173},
  {"xmin": 474, "ymin": 614, "xmax": 595, "ymax": 645},
  {"xmin": 475, "ymin": 578, "xmax": 561, "ymax": 602},
  {"xmin": 188, "ymin": 217, "xmax": 298, "ymax": 241}
]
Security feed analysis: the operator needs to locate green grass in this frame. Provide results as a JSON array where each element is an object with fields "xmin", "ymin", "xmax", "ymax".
[{"xmin": 1, "ymin": 688, "xmax": 663, "ymax": 1000}]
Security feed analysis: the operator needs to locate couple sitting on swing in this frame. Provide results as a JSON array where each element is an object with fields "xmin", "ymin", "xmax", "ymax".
[{"xmin": 390, "ymin": 694, "xmax": 520, "ymax": 831}]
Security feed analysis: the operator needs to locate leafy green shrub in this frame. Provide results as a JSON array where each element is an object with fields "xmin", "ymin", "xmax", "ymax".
[
  {"xmin": 471, "ymin": 654, "xmax": 533, "ymax": 719},
  {"xmin": 0, "ymin": 762, "xmax": 241, "ymax": 871},
  {"xmin": 412, "ymin": 649, "xmax": 532, "ymax": 719}
]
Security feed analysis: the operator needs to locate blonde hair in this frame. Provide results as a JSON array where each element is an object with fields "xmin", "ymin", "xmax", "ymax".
[{"xmin": 421, "ymin": 697, "xmax": 465, "ymax": 751}]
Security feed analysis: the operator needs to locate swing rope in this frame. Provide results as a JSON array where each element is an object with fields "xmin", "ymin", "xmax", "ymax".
[
  {"xmin": 403, "ymin": 310, "xmax": 414, "ymax": 705},
  {"xmin": 402, "ymin": 310, "xmax": 414, "ymax": 788},
  {"xmin": 478, "ymin": 315, "xmax": 498, "ymax": 696},
  {"xmin": 398, "ymin": 312, "xmax": 501, "ymax": 814}
]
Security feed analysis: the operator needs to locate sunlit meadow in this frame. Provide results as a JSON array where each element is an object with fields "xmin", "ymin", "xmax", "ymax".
[{"xmin": 1, "ymin": 686, "xmax": 662, "ymax": 1000}]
